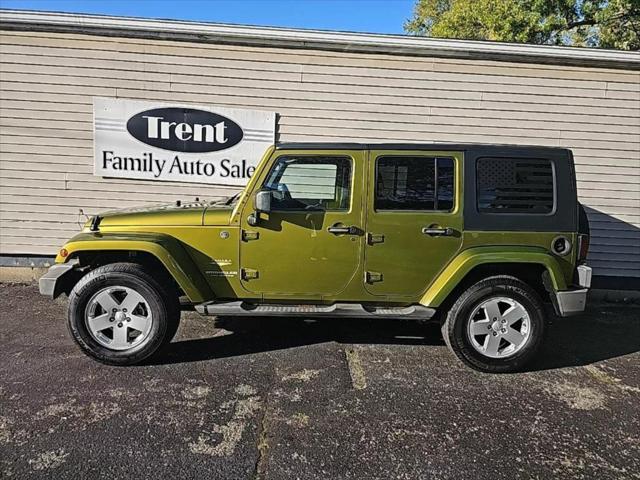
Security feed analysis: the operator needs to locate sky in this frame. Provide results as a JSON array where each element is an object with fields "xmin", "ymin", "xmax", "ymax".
[{"xmin": 0, "ymin": 0, "xmax": 417, "ymax": 34}]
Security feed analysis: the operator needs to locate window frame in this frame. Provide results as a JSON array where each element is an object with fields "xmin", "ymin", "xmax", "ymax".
[
  {"xmin": 261, "ymin": 154, "xmax": 355, "ymax": 213},
  {"xmin": 373, "ymin": 155, "xmax": 457, "ymax": 213},
  {"xmin": 475, "ymin": 156, "xmax": 558, "ymax": 217}
]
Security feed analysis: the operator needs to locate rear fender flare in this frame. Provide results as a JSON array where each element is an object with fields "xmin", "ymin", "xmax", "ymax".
[{"xmin": 420, "ymin": 246, "xmax": 568, "ymax": 308}]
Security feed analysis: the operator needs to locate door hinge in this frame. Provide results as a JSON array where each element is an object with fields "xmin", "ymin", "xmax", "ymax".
[
  {"xmin": 242, "ymin": 230, "xmax": 260, "ymax": 241},
  {"xmin": 241, "ymin": 268, "xmax": 259, "ymax": 280},
  {"xmin": 365, "ymin": 271, "xmax": 383, "ymax": 283},
  {"xmin": 367, "ymin": 232, "xmax": 385, "ymax": 245}
]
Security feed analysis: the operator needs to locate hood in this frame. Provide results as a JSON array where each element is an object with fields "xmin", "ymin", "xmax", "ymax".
[{"xmin": 95, "ymin": 200, "xmax": 233, "ymax": 227}]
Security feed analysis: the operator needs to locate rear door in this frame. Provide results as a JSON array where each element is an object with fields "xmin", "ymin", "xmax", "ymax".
[{"xmin": 363, "ymin": 150, "xmax": 463, "ymax": 298}]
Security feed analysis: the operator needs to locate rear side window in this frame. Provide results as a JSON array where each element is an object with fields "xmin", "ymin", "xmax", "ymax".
[
  {"xmin": 477, "ymin": 158, "xmax": 555, "ymax": 214},
  {"xmin": 375, "ymin": 156, "xmax": 455, "ymax": 211}
]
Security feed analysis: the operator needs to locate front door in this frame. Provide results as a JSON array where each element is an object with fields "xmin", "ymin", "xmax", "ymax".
[
  {"xmin": 240, "ymin": 150, "xmax": 366, "ymax": 298},
  {"xmin": 363, "ymin": 150, "xmax": 464, "ymax": 298}
]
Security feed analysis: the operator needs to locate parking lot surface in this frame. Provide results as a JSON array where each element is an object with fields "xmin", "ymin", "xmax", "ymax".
[{"xmin": 1, "ymin": 283, "xmax": 639, "ymax": 479}]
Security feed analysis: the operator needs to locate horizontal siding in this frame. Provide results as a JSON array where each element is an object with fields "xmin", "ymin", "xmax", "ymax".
[
  {"xmin": 3, "ymin": 111, "xmax": 640, "ymax": 141},
  {"xmin": 2, "ymin": 29, "xmax": 638, "ymax": 82},
  {"xmin": 3, "ymin": 59, "xmax": 639, "ymax": 104},
  {"xmin": 2, "ymin": 80, "xmax": 638, "ymax": 124},
  {"xmin": 0, "ymin": 30, "xmax": 639, "ymax": 277}
]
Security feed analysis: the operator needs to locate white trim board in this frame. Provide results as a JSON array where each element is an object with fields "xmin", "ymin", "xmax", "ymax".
[{"xmin": 1, "ymin": 9, "xmax": 639, "ymax": 70}]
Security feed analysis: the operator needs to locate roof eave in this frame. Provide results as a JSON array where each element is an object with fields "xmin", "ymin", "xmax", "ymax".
[{"xmin": 1, "ymin": 9, "xmax": 639, "ymax": 70}]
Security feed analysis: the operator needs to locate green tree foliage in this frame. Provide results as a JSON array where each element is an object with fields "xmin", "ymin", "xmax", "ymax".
[{"xmin": 405, "ymin": 0, "xmax": 640, "ymax": 50}]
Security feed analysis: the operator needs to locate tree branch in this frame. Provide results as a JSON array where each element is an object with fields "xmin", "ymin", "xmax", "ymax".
[{"xmin": 566, "ymin": 18, "xmax": 598, "ymax": 29}]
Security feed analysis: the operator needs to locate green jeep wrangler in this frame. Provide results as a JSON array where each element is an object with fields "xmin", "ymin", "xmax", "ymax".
[{"xmin": 40, "ymin": 143, "xmax": 592, "ymax": 372}]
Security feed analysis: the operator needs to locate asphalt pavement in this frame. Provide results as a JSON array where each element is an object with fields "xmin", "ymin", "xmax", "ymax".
[{"xmin": 1, "ymin": 283, "xmax": 639, "ymax": 479}]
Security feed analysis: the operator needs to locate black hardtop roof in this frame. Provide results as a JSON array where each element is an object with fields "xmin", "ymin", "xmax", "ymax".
[{"xmin": 276, "ymin": 142, "xmax": 571, "ymax": 154}]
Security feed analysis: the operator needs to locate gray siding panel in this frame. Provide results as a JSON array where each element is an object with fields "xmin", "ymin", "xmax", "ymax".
[{"xmin": 0, "ymin": 29, "xmax": 639, "ymax": 278}]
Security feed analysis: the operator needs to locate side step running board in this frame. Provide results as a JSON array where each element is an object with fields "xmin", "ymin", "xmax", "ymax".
[{"xmin": 195, "ymin": 301, "xmax": 435, "ymax": 320}]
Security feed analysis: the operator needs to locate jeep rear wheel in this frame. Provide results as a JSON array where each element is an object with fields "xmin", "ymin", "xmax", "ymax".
[
  {"xmin": 442, "ymin": 275, "xmax": 545, "ymax": 373},
  {"xmin": 67, "ymin": 262, "xmax": 180, "ymax": 366}
]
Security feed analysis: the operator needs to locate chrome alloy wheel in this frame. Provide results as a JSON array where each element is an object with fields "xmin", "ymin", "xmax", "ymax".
[
  {"xmin": 466, "ymin": 296, "xmax": 531, "ymax": 359},
  {"xmin": 85, "ymin": 286, "xmax": 153, "ymax": 351}
]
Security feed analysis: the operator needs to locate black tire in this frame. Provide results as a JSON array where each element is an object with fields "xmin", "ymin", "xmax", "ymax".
[
  {"xmin": 442, "ymin": 275, "xmax": 545, "ymax": 373},
  {"xmin": 67, "ymin": 262, "xmax": 180, "ymax": 366}
]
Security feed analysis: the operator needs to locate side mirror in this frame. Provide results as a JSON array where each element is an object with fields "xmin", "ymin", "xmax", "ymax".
[{"xmin": 255, "ymin": 190, "xmax": 272, "ymax": 213}]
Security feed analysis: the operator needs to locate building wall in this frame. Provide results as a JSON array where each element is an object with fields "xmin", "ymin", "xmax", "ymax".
[{"xmin": 0, "ymin": 28, "xmax": 639, "ymax": 278}]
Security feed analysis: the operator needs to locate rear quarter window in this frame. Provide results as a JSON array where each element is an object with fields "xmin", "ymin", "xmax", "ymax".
[{"xmin": 476, "ymin": 158, "xmax": 555, "ymax": 214}]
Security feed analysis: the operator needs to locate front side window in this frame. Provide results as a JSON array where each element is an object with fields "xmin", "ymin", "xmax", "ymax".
[
  {"xmin": 477, "ymin": 158, "xmax": 555, "ymax": 214},
  {"xmin": 263, "ymin": 156, "xmax": 352, "ymax": 211},
  {"xmin": 375, "ymin": 156, "xmax": 455, "ymax": 211}
]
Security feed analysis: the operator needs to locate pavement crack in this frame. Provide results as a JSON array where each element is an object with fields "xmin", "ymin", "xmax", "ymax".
[
  {"xmin": 584, "ymin": 364, "xmax": 640, "ymax": 394},
  {"xmin": 253, "ymin": 395, "xmax": 271, "ymax": 480},
  {"xmin": 345, "ymin": 347, "xmax": 367, "ymax": 390}
]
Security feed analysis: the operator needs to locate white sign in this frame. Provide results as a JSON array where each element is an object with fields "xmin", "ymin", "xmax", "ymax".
[{"xmin": 94, "ymin": 98, "xmax": 275, "ymax": 185}]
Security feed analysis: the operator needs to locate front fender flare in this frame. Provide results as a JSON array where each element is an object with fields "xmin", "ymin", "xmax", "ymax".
[
  {"xmin": 420, "ymin": 246, "xmax": 568, "ymax": 308},
  {"xmin": 57, "ymin": 232, "xmax": 213, "ymax": 303}
]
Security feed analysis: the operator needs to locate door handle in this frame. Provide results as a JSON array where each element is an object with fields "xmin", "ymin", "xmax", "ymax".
[
  {"xmin": 422, "ymin": 226, "xmax": 454, "ymax": 237},
  {"xmin": 328, "ymin": 224, "xmax": 360, "ymax": 235}
]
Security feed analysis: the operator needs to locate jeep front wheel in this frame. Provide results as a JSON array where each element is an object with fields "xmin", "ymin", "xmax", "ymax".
[
  {"xmin": 442, "ymin": 275, "xmax": 545, "ymax": 373},
  {"xmin": 67, "ymin": 262, "xmax": 180, "ymax": 366}
]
